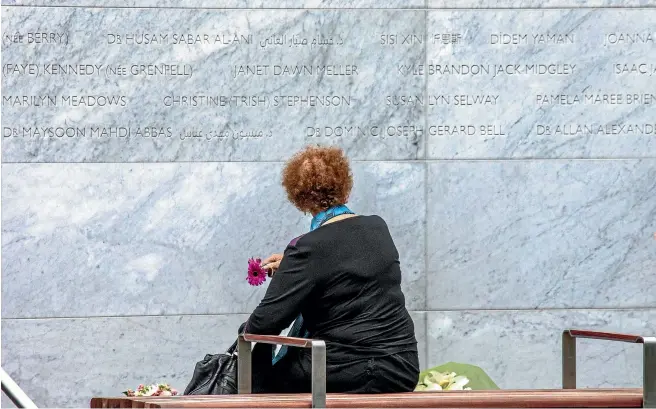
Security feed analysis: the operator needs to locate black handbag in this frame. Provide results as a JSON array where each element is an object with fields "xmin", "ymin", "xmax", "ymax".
[{"xmin": 183, "ymin": 339, "xmax": 238, "ymax": 395}]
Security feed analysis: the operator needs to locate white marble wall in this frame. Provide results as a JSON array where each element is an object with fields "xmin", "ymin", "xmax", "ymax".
[{"xmin": 1, "ymin": 1, "xmax": 655, "ymax": 408}]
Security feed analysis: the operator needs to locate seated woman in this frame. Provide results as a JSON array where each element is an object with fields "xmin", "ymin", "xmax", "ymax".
[{"xmin": 243, "ymin": 145, "xmax": 419, "ymax": 394}]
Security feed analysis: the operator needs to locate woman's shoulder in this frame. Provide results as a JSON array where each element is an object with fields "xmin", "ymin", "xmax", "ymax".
[
  {"xmin": 295, "ymin": 214, "xmax": 389, "ymax": 244},
  {"xmin": 284, "ymin": 215, "xmax": 394, "ymax": 262},
  {"xmin": 365, "ymin": 214, "xmax": 387, "ymax": 224},
  {"xmin": 287, "ymin": 233, "xmax": 305, "ymax": 247},
  {"xmin": 352, "ymin": 214, "xmax": 388, "ymax": 228}
]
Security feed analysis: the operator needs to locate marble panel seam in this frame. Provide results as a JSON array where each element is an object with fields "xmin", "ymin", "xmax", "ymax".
[
  {"xmin": 419, "ymin": 307, "xmax": 656, "ymax": 313},
  {"xmin": 0, "ymin": 159, "xmax": 430, "ymax": 165},
  {"xmin": 427, "ymin": 6, "xmax": 656, "ymax": 9},
  {"xmin": 2, "ymin": 158, "xmax": 655, "ymax": 165},
  {"xmin": 422, "ymin": 2, "xmax": 429, "ymax": 312},
  {"xmin": 3, "ymin": 307, "xmax": 655, "ymax": 321},
  {"xmin": 3, "ymin": 4, "xmax": 656, "ymax": 8},
  {"xmin": 1, "ymin": 5, "xmax": 428, "ymax": 10}
]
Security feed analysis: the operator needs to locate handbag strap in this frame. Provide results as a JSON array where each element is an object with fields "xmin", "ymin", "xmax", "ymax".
[{"xmin": 227, "ymin": 339, "xmax": 238, "ymax": 355}]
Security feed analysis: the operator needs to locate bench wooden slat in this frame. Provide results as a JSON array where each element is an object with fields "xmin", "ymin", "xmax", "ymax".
[
  {"xmin": 241, "ymin": 334, "xmax": 314, "ymax": 348},
  {"xmin": 92, "ymin": 388, "xmax": 644, "ymax": 408},
  {"xmin": 566, "ymin": 330, "xmax": 645, "ymax": 343}
]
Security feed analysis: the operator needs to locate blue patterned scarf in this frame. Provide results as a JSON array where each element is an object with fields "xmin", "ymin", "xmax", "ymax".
[{"xmin": 272, "ymin": 204, "xmax": 354, "ymax": 365}]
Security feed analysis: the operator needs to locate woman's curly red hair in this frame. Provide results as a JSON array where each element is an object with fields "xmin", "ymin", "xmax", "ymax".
[{"xmin": 282, "ymin": 145, "xmax": 353, "ymax": 214}]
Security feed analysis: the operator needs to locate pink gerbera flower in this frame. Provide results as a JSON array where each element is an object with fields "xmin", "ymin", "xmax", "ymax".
[{"xmin": 247, "ymin": 257, "xmax": 267, "ymax": 286}]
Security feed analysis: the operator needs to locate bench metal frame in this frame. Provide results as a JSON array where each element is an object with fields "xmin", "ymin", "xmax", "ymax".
[
  {"xmin": 1, "ymin": 367, "xmax": 38, "ymax": 409},
  {"xmin": 563, "ymin": 329, "xmax": 656, "ymax": 408},
  {"xmin": 236, "ymin": 329, "xmax": 654, "ymax": 409},
  {"xmin": 237, "ymin": 333, "xmax": 327, "ymax": 408}
]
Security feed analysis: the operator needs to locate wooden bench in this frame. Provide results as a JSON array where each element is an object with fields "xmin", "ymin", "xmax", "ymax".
[
  {"xmin": 91, "ymin": 329, "xmax": 655, "ymax": 408},
  {"xmin": 91, "ymin": 389, "xmax": 645, "ymax": 408}
]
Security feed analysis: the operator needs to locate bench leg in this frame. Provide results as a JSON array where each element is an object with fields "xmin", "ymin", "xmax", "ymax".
[
  {"xmin": 645, "ymin": 337, "xmax": 656, "ymax": 408},
  {"xmin": 562, "ymin": 331, "xmax": 576, "ymax": 389},
  {"xmin": 237, "ymin": 338, "xmax": 252, "ymax": 394},
  {"xmin": 311, "ymin": 341, "xmax": 327, "ymax": 408}
]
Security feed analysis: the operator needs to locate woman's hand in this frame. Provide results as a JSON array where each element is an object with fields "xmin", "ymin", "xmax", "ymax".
[{"xmin": 260, "ymin": 253, "xmax": 283, "ymax": 277}]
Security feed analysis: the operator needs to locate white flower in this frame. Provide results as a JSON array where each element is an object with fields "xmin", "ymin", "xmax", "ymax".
[
  {"xmin": 425, "ymin": 383, "xmax": 443, "ymax": 391},
  {"xmin": 445, "ymin": 376, "xmax": 470, "ymax": 390},
  {"xmin": 143, "ymin": 385, "xmax": 158, "ymax": 396},
  {"xmin": 415, "ymin": 371, "xmax": 472, "ymax": 392},
  {"xmin": 125, "ymin": 382, "xmax": 178, "ymax": 397},
  {"xmin": 425, "ymin": 371, "xmax": 452, "ymax": 388}
]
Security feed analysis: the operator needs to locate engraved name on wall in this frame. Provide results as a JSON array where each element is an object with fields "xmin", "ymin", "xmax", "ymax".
[{"xmin": 1, "ymin": 8, "xmax": 653, "ymax": 161}]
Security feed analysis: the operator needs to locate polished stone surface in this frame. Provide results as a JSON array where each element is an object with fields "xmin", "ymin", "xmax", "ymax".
[
  {"xmin": 1, "ymin": 311, "xmax": 427, "ymax": 408},
  {"xmin": 3, "ymin": 7, "xmax": 654, "ymax": 161},
  {"xmin": 426, "ymin": 160, "xmax": 656, "ymax": 309},
  {"xmin": 2, "ymin": 0, "xmax": 424, "ymax": 6},
  {"xmin": 1, "ymin": 161, "xmax": 426, "ymax": 318},
  {"xmin": 428, "ymin": 0, "xmax": 655, "ymax": 7},
  {"xmin": 1, "ymin": 314, "xmax": 249, "ymax": 408},
  {"xmin": 1, "ymin": 7, "xmax": 425, "ymax": 162},
  {"xmin": 426, "ymin": 9, "xmax": 656, "ymax": 159},
  {"xmin": 3, "ymin": 0, "xmax": 653, "ymax": 6},
  {"xmin": 427, "ymin": 308, "xmax": 656, "ymax": 389}
]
